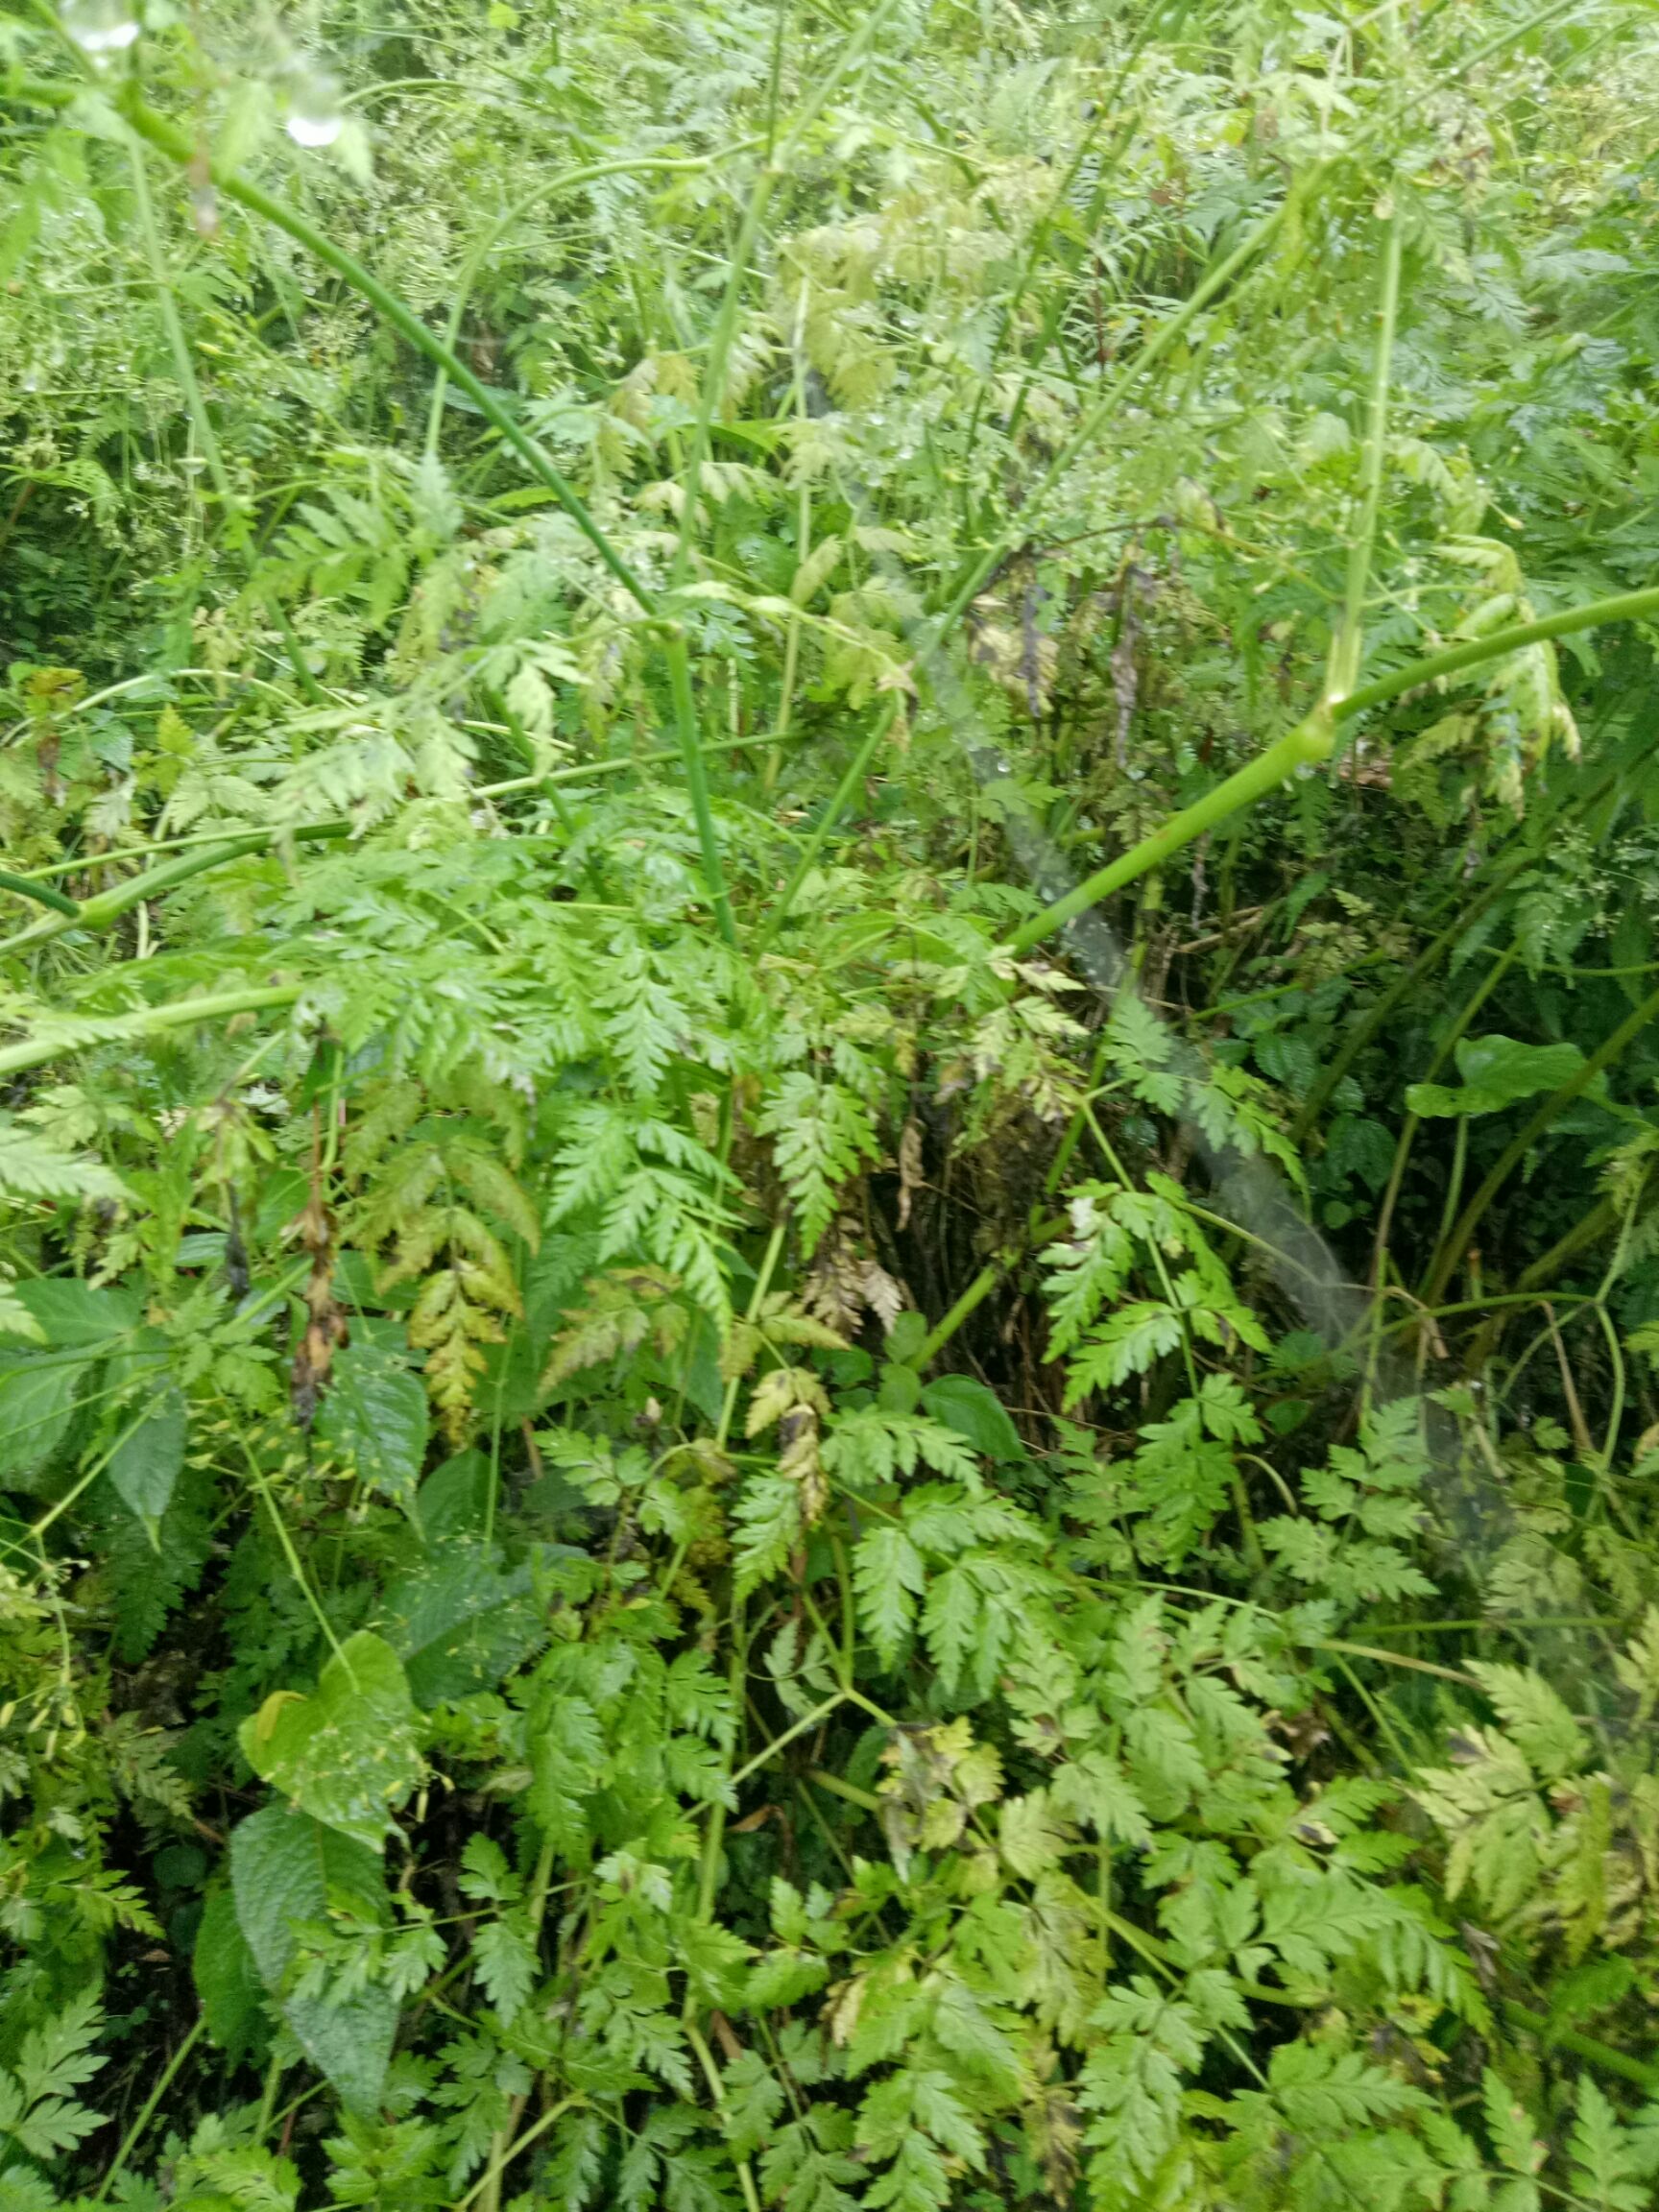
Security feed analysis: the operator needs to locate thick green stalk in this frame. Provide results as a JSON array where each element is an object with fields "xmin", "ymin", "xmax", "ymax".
[
  {"xmin": 0, "ymin": 984, "xmax": 301, "ymax": 1082},
  {"xmin": 1005, "ymin": 710, "xmax": 1334, "ymax": 957},
  {"xmin": 1422, "ymin": 976, "xmax": 1659, "ymax": 1306},
  {"xmin": 1334, "ymin": 584, "xmax": 1659, "ymax": 723},
  {"xmin": 910, "ymin": 1262, "xmax": 1004, "ymax": 1372},
  {"xmin": 0, "ymin": 826, "xmax": 349, "ymax": 963},
  {"xmin": 1502, "ymin": 2001, "xmax": 1659, "ymax": 2095},
  {"xmin": 1328, "ymin": 206, "xmax": 1403, "ymax": 704},
  {"xmin": 0, "ymin": 870, "xmax": 78, "ymax": 919},
  {"xmin": 1036, "ymin": 574, "xmax": 1657, "ymax": 1014},
  {"xmin": 1514, "ymin": 1189, "xmax": 1630, "ymax": 1293},
  {"xmin": 1004, "ymin": 216, "xmax": 1395, "ymax": 970},
  {"xmin": 910, "ymin": 1207, "xmax": 1071, "ymax": 1371}
]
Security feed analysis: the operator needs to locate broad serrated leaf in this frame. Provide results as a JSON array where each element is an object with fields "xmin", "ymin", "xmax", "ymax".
[
  {"xmin": 314, "ymin": 1334, "xmax": 428, "ymax": 1509},
  {"xmin": 229, "ymin": 1804, "xmax": 398, "ymax": 2115}
]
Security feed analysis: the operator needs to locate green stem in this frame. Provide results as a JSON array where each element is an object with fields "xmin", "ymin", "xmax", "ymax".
[
  {"xmin": 666, "ymin": 634, "xmax": 737, "ymax": 946},
  {"xmin": 1328, "ymin": 204, "xmax": 1403, "ymax": 705},
  {"xmin": 934, "ymin": 196, "xmax": 1291, "ymax": 653},
  {"xmin": 239, "ymin": 1433, "xmax": 347, "ymax": 1665},
  {"xmin": 661, "ymin": 1, "xmax": 902, "ymax": 940},
  {"xmin": 910, "ymin": 1209, "xmax": 1070, "ymax": 1369},
  {"xmin": 423, "ymin": 148, "xmax": 752, "ymax": 458},
  {"xmin": 685, "ymin": 2021, "xmax": 764, "ymax": 2212},
  {"xmin": 1369, "ymin": 946, "xmax": 1517, "ymax": 1296},
  {"xmin": 252, "ymin": 2052, "xmax": 284, "ymax": 2144},
  {"xmin": 1514, "ymin": 1187, "xmax": 1634, "ymax": 1293},
  {"xmin": 911, "ymin": 1263, "xmax": 1002, "ymax": 1371},
  {"xmin": 125, "ymin": 142, "xmax": 326, "ymax": 708},
  {"xmin": 715, "ymin": 1222, "xmax": 787, "ymax": 1449},
  {"xmin": 1462, "ymin": 0, "xmax": 1589, "ymax": 68},
  {"xmin": 15, "ymin": 66, "xmax": 1277, "ymax": 947},
  {"xmin": 1334, "ymin": 584, "xmax": 1659, "ymax": 724},
  {"xmin": 0, "ymin": 983, "xmax": 301, "ymax": 1082},
  {"xmin": 757, "ymin": 701, "xmax": 897, "ymax": 949},
  {"xmin": 726, "ymin": 1694, "xmax": 844, "ymax": 1793},
  {"xmin": 1009, "ymin": 578, "xmax": 1659, "ymax": 970},
  {"xmin": 672, "ymin": 0, "xmax": 898, "ymax": 586},
  {"xmin": 1290, "ymin": 859, "xmax": 1526, "ymax": 1141},
  {"xmin": 669, "ymin": 173, "xmax": 781, "ymax": 590},
  {"xmin": 476, "ymin": 720, "xmax": 803, "ymax": 799},
  {"xmin": 1425, "ymin": 1118, "xmax": 1470, "ymax": 1290},
  {"xmin": 94, "ymin": 2012, "xmax": 206, "ymax": 2200},
  {"xmin": 964, "ymin": 0, "xmax": 1185, "ymax": 480},
  {"xmin": 1308, "ymin": 1637, "xmax": 1478, "ymax": 1687},
  {"xmin": 456, "ymin": 2098, "xmax": 586, "ymax": 2212},
  {"xmin": 1005, "ymin": 710, "xmax": 1334, "ymax": 956},
  {"xmin": 0, "ymin": 870, "xmax": 77, "ymax": 918},
  {"xmin": 12, "ymin": 732, "xmax": 797, "ymax": 895},
  {"xmin": 1502, "ymin": 2001, "xmax": 1659, "ymax": 2094},
  {"xmin": 1423, "ymin": 977, "xmax": 1659, "ymax": 1305},
  {"xmin": 0, "ymin": 826, "xmax": 349, "ymax": 962},
  {"xmin": 85, "ymin": 84, "xmax": 653, "ymax": 611}
]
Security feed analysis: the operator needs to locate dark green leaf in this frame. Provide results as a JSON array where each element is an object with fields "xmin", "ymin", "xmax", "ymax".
[
  {"xmin": 0, "ymin": 1355, "xmax": 82, "ymax": 1490},
  {"xmin": 108, "ymin": 1384, "xmax": 185, "ymax": 1527},
  {"xmin": 229, "ymin": 1804, "xmax": 397, "ymax": 2114},
  {"xmin": 314, "ymin": 1335, "xmax": 428, "ymax": 1509},
  {"xmin": 192, "ymin": 1884, "xmax": 269, "ymax": 2065},
  {"xmin": 920, "ymin": 1375, "xmax": 1024, "ymax": 1462}
]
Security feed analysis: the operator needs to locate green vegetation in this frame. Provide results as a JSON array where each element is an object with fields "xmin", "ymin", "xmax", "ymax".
[{"xmin": 6, "ymin": 0, "xmax": 1659, "ymax": 2203}]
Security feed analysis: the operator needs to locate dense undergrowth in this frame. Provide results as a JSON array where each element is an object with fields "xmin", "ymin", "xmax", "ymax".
[{"xmin": 5, "ymin": 0, "xmax": 1659, "ymax": 2204}]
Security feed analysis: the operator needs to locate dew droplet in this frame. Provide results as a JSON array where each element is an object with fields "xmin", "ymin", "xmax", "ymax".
[
  {"xmin": 285, "ymin": 63, "xmax": 344, "ymax": 149},
  {"xmin": 60, "ymin": 0, "xmax": 139, "ymax": 57}
]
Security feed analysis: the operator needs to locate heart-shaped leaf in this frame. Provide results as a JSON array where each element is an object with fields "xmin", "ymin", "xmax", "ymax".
[
  {"xmin": 1407, "ymin": 1035, "xmax": 1590, "ymax": 1118},
  {"xmin": 239, "ymin": 1631, "xmax": 424, "ymax": 1850}
]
